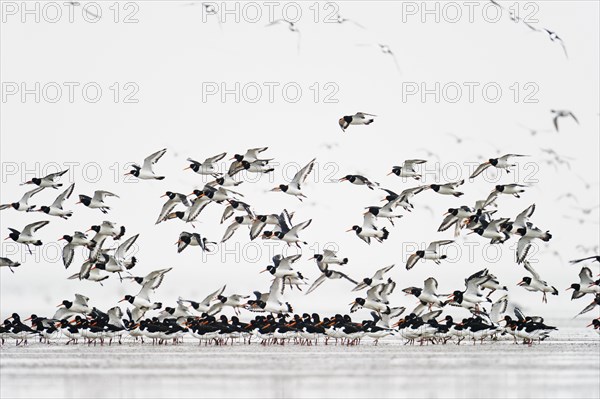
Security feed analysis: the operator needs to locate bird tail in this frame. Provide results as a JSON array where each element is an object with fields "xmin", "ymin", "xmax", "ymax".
[
  {"xmin": 156, "ymin": 176, "xmax": 165, "ymax": 180},
  {"xmin": 381, "ymin": 227, "xmax": 390, "ymax": 240},
  {"xmin": 34, "ymin": 240, "xmax": 43, "ymax": 246},
  {"xmin": 453, "ymin": 192, "xmax": 464, "ymax": 197},
  {"xmin": 551, "ymin": 287, "xmax": 558, "ymax": 296},
  {"xmin": 153, "ymin": 302, "xmax": 162, "ymax": 310},
  {"xmin": 543, "ymin": 231, "xmax": 552, "ymax": 241},
  {"xmin": 365, "ymin": 119, "xmax": 374, "ymax": 125},
  {"xmin": 341, "ymin": 258, "xmax": 349, "ymax": 265},
  {"xmin": 286, "ymin": 303, "xmax": 293, "ymax": 313}
]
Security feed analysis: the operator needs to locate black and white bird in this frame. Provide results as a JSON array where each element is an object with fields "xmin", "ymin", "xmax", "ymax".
[
  {"xmin": 207, "ymin": 293, "xmax": 249, "ymax": 316},
  {"xmin": 263, "ymin": 210, "xmax": 311, "ymax": 247},
  {"xmin": 59, "ymin": 231, "xmax": 91, "ymax": 268},
  {"xmin": 249, "ymin": 214, "xmax": 280, "ymax": 240},
  {"xmin": 220, "ymin": 199, "xmax": 254, "ymax": 224},
  {"xmin": 180, "ymin": 285, "xmax": 227, "ymax": 314},
  {"xmin": 381, "ymin": 186, "xmax": 429, "ymax": 212},
  {"xmin": 77, "ymin": 191, "xmax": 119, "ymax": 214},
  {"xmin": 0, "ymin": 186, "xmax": 44, "ymax": 212},
  {"xmin": 567, "ymin": 267, "xmax": 600, "ymax": 299},
  {"xmin": 518, "ymin": 261, "xmax": 558, "ymax": 303},
  {"xmin": 469, "ymin": 218, "xmax": 511, "ymax": 244},
  {"xmin": 271, "ymin": 158, "xmax": 316, "ymax": 201},
  {"xmin": 388, "ymin": 159, "xmax": 427, "ymax": 180},
  {"xmin": 231, "ymin": 147, "xmax": 270, "ymax": 163},
  {"xmin": 4, "ymin": 221, "xmax": 49, "ymax": 254},
  {"xmin": 470, "ymin": 154, "xmax": 527, "ymax": 178},
  {"xmin": 165, "ymin": 196, "xmax": 211, "ymax": 226},
  {"xmin": 310, "ymin": 249, "xmax": 348, "ymax": 268},
  {"xmin": 339, "ymin": 175, "xmax": 379, "ymax": 190},
  {"xmin": 551, "ymin": 109, "xmax": 578, "ymax": 132},
  {"xmin": 124, "ymin": 268, "xmax": 173, "ymax": 290},
  {"xmin": 119, "ymin": 281, "xmax": 162, "ymax": 311},
  {"xmin": 36, "ymin": 183, "xmax": 75, "ymax": 219},
  {"xmin": 484, "ymin": 184, "xmax": 528, "ymax": 207},
  {"xmin": 364, "ymin": 202, "xmax": 404, "ymax": 226},
  {"xmin": 305, "ymin": 268, "xmax": 357, "ymax": 294},
  {"xmin": 352, "ymin": 264, "xmax": 395, "ymax": 291},
  {"xmin": 54, "ymin": 294, "xmax": 92, "ymax": 319},
  {"xmin": 177, "ymin": 232, "xmax": 215, "ymax": 253},
  {"xmin": 221, "ymin": 215, "xmax": 254, "ymax": 242},
  {"xmin": 347, "ymin": 213, "xmax": 389, "ymax": 245},
  {"xmin": 156, "ymin": 191, "xmax": 191, "ymax": 224},
  {"xmin": 405, "ymin": 240, "xmax": 454, "ymax": 270},
  {"xmin": 184, "ymin": 152, "xmax": 226, "ymax": 176},
  {"xmin": 402, "ymin": 277, "xmax": 447, "ymax": 311},
  {"xmin": 429, "ymin": 180, "xmax": 464, "ymax": 197},
  {"xmin": 0, "ymin": 257, "xmax": 21, "ymax": 273},
  {"xmin": 515, "ymin": 223, "xmax": 552, "ymax": 264},
  {"xmin": 125, "ymin": 148, "xmax": 167, "ymax": 180},
  {"xmin": 338, "ymin": 112, "xmax": 376, "ymax": 132},
  {"xmin": 22, "ymin": 169, "xmax": 68, "ymax": 189}
]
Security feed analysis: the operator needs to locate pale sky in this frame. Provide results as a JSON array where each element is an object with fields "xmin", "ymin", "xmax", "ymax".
[{"xmin": 1, "ymin": 1, "xmax": 599, "ymax": 323}]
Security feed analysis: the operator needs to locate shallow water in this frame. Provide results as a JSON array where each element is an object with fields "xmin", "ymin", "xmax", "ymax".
[{"xmin": 1, "ymin": 329, "xmax": 599, "ymax": 399}]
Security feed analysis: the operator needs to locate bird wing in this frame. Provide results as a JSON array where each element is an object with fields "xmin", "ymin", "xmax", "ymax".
[
  {"xmin": 306, "ymin": 274, "xmax": 327, "ymax": 294},
  {"xmin": 569, "ymin": 256, "xmax": 598, "ymax": 264},
  {"xmin": 516, "ymin": 236, "xmax": 533, "ymax": 264},
  {"xmin": 137, "ymin": 281, "xmax": 154, "ymax": 303},
  {"xmin": 74, "ymin": 294, "xmax": 90, "ymax": 307},
  {"xmin": 289, "ymin": 219, "xmax": 312, "ymax": 236},
  {"xmin": 268, "ymin": 278, "xmax": 284, "ymax": 304},
  {"xmin": 423, "ymin": 277, "xmax": 438, "ymax": 295},
  {"xmin": 20, "ymin": 186, "xmax": 45, "ymax": 203},
  {"xmin": 93, "ymin": 191, "xmax": 119, "ymax": 202},
  {"xmin": 483, "ymin": 191, "xmax": 499, "ymax": 208},
  {"xmin": 200, "ymin": 284, "xmax": 227, "ymax": 307},
  {"xmin": 523, "ymin": 260, "xmax": 541, "ymax": 281},
  {"xmin": 44, "ymin": 169, "xmax": 69, "ymax": 181},
  {"xmin": 143, "ymin": 148, "xmax": 167, "ymax": 171},
  {"xmin": 22, "ymin": 220, "xmax": 50, "ymax": 236},
  {"xmin": 579, "ymin": 267, "xmax": 593, "ymax": 285},
  {"xmin": 62, "ymin": 243, "xmax": 75, "ymax": 268},
  {"xmin": 363, "ymin": 213, "xmax": 378, "ymax": 230},
  {"xmin": 332, "ymin": 271, "xmax": 358, "ymax": 284},
  {"xmin": 490, "ymin": 295, "xmax": 508, "ymax": 322},
  {"xmin": 188, "ymin": 197, "xmax": 211, "ymax": 222},
  {"xmin": 116, "ymin": 234, "xmax": 139, "ymax": 263},
  {"xmin": 366, "ymin": 285, "xmax": 384, "ymax": 302},
  {"xmin": 404, "ymin": 159, "xmax": 427, "ymax": 171},
  {"xmin": 355, "ymin": 112, "xmax": 377, "ymax": 118},
  {"xmin": 204, "ymin": 152, "xmax": 227, "ymax": 164},
  {"xmin": 405, "ymin": 253, "xmax": 420, "ymax": 270},
  {"xmin": 470, "ymin": 162, "xmax": 492, "ymax": 178},
  {"xmin": 427, "ymin": 240, "xmax": 454, "ymax": 252},
  {"xmin": 51, "ymin": 183, "xmax": 75, "ymax": 209},
  {"xmin": 250, "ymin": 219, "xmax": 267, "ymax": 240},
  {"xmin": 221, "ymin": 221, "xmax": 241, "ymax": 242},
  {"xmin": 437, "ymin": 214, "xmax": 459, "ymax": 232},
  {"xmin": 373, "ymin": 264, "xmax": 395, "ymax": 280},
  {"xmin": 292, "ymin": 158, "xmax": 316, "ymax": 185},
  {"xmin": 514, "ymin": 204, "xmax": 536, "ymax": 228}
]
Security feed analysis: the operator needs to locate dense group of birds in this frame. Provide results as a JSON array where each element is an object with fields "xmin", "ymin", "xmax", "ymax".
[{"xmin": 1, "ymin": 1, "xmax": 599, "ymax": 347}]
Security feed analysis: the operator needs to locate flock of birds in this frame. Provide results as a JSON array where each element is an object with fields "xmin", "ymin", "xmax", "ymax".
[
  {"xmin": 1, "ymin": 1, "xmax": 598, "ymax": 347},
  {"xmin": 1, "ymin": 142, "xmax": 599, "ymax": 347}
]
